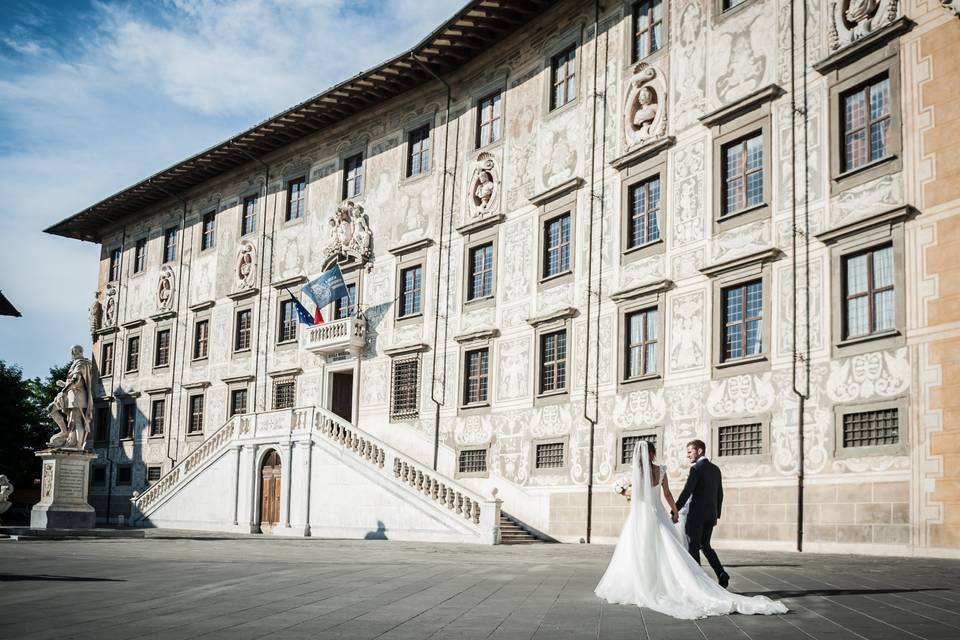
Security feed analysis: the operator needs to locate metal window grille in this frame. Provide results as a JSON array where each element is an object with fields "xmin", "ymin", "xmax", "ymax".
[
  {"xmin": 230, "ymin": 388, "xmax": 248, "ymax": 416},
  {"xmin": 188, "ymin": 395, "xmax": 204, "ymax": 433},
  {"xmin": 286, "ymin": 177, "xmax": 306, "ymax": 221},
  {"xmin": 842, "ymin": 409, "xmax": 899, "ymax": 448},
  {"xmin": 399, "ymin": 266, "xmax": 422, "ymax": 317},
  {"xmin": 632, "ymin": 0, "xmax": 663, "ymax": 61},
  {"xmin": 235, "ymin": 310, "xmax": 252, "ymax": 350},
  {"xmin": 843, "ymin": 76, "xmax": 891, "ymax": 172},
  {"xmin": 100, "ymin": 342, "xmax": 114, "ymax": 376},
  {"xmin": 458, "ymin": 448, "xmax": 487, "ymax": 474},
  {"xmin": 109, "ymin": 248, "xmax": 121, "ymax": 281},
  {"xmin": 722, "ymin": 281, "xmax": 763, "ymax": 361},
  {"xmin": 164, "ymin": 227, "xmax": 178, "ymax": 262},
  {"xmin": 550, "ymin": 46, "xmax": 576, "ymax": 110},
  {"xmin": 155, "ymin": 329, "xmax": 170, "ymax": 367},
  {"xmin": 722, "ymin": 133, "xmax": 764, "ymax": 216},
  {"xmin": 278, "ymin": 300, "xmax": 297, "ymax": 342},
  {"xmin": 543, "ymin": 213, "xmax": 571, "ymax": 278},
  {"xmin": 116, "ymin": 465, "xmax": 132, "ymax": 486},
  {"xmin": 273, "ymin": 378, "xmax": 296, "ymax": 410},
  {"xmin": 842, "ymin": 244, "xmax": 895, "ymax": 339},
  {"xmin": 242, "ymin": 195, "xmax": 258, "ymax": 234},
  {"xmin": 628, "ymin": 177, "xmax": 660, "ymax": 248},
  {"xmin": 621, "ymin": 434, "xmax": 657, "ymax": 466},
  {"xmin": 201, "ymin": 212, "xmax": 216, "ymax": 250},
  {"xmin": 468, "ymin": 243, "xmax": 494, "ymax": 300},
  {"xmin": 390, "ymin": 357, "xmax": 420, "ymax": 421},
  {"xmin": 134, "ymin": 238, "xmax": 146, "ymax": 273},
  {"xmin": 126, "ymin": 336, "xmax": 140, "ymax": 372},
  {"xmin": 343, "ymin": 154, "xmax": 364, "ymax": 198},
  {"xmin": 464, "ymin": 348, "xmax": 489, "ymax": 404},
  {"xmin": 626, "ymin": 308, "xmax": 658, "ymax": 378},
  {"xmin": 146, "ymin": 466, "xmax": 162, "ymax": 484},
  {"xmin": 407, "ymin": 125, "xmax": 431, "ymax": 177},
  {"xmin": 150, "ymin": 399, "xmax": 165, "ymax": 437},
  {"xmin": 717, "ymin": 423, "xmax": 763, "ymax": 457},
  {"xmin": 535, "ymin": 441, "xmax": 565, "ymax": 469},
  {"xmin": 540, "ymin": 330, "xmax": 567, "ymax": 393},
  {"xmin": 477, "ymin": 91, "xmax": 502, "ymax": 147}
]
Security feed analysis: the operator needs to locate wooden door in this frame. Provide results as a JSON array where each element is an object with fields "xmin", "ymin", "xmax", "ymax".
[
  {"xmin": 331, "ymin": 372, "xmax": 353, "ymax": 423},
  {"xmin": 259, "ymin": 451, "xmax": 281, "ymax": 534}
]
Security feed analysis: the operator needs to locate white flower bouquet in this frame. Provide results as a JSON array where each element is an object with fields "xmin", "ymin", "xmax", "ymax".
[{"xmin": 613, "ymin": 477, "xmax": 632, "ymax": 499}]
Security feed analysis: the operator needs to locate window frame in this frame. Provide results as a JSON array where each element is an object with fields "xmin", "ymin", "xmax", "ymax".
[
  {"xmin": 119, "ymin": 400, "xmax": 136, "ymax": 441},
  {"xmin": 629, "ymin": 0, "xmax": 665, "ymax": 64},
  {"xmin": 153, "ymin": 326, "xmax": 172, "ymax": 369},
  {"xmin": 228, "ymin": 382, "xmax": 251, "ymax": 418},
  {"xmin": 711, "ymin": 415, "xmax": 772, "ymax": 464},
  {"xmin": 709, "ymin": 109, "xmax": 773, "ymax": 234},
  {"xmin": 833, "ymin": 397, "xmax": 908, "ymax": 459},
  {"xmin": 132, "ymin": 237, "xmax": 147, "ymax": 275},
  {"xmin": 455, "ymin": 446, "xmax": 490, "ymax": 479},
  {"xmin": 94, "ymin": 404, "xmax": 112, "ymax": 444},
  {"xmin": 277, "ymin": 297, "xmax": 299, "ymax": 345},
  {"xmin": 475, "ymin": 90, "xmax": 504, "ymax": 149},
  {"xmin": 528, "ymin": 308, "xmax": 576, "ymax": 405},
  {"xmin": 233, "ymin": 306, "xmax": 254, "ymax": 353},
  {"xmin": 240, "ymin": 192, "xmax": 259, "ymax": 236},
  {"xmin": 99, "ymin": 340, "xmax": 115, "ymax": 377},
  {"xmin": 125, "ymin": 333, "xmax": 141, "ymax": 374},
  {"xmin": 389, "ymin": 352, "xmax": 422, "ymax": 422},
  {"xmin": 116, "ymin": 464, "xmax": 133, "ymax": 487},
  {"xmin": 91, "ymin": 464, "xmax": 107, "ymax": 487},
  {"xmin": 108, "ymin": 246, "xmax": 122, "ymax": 282},
  {"xmin": 620, "ymin": 154, "xmax": 667, "ymax": 264},
  {"xmin": 187, "ymin": 393, "xmax": 205, "ymax": 435},
  {"xmin": 406, "ymin": 123, "xmax": 433, "ymax": 179},
  {"xmin": 612, "ymin": 280, "xmax": 669, "ymax": 390},
  {"xmin": 163, "ymin": 227, "xmax": 178, "ymax": 263},
  {"xmin": 149, "ymin": 396, "xmax": 166, "ymax": 438},
  {"xmin": 146, "ymin": 465, "xmax": 162, "ymax": 486},
  {"xmin": 462, "ymin": 227, "xmax": 498, "ymax": 310},
  {"xmin": 548, "ymin": 44, "xmax": 578, "ymax": 113},
  {"xmin": 462, "ymin": 347, "xmax": 491, "ymax": 408},
  {"xmin": 200, "ymin": 210, "xmax": 217, "ymax": 252},
  {"xmin": 342, "ymin": 152, "xmax": 364, "ymax": 200},
  {"xmin": 530, "ymin": 436, "xmax": 570, "ymax": 476},
  {"xmin": 192, "ymin": 317, "xmax": 210, "ymax": 361},
  {"xmin": 271, "ymin": 375, "xmax": 297, "ymax": 410},
  {"xmin": 285, "ymin": 176, "xmax": 307, "ymax": 223},
  {"xmin": 616, "ymin": 427, "xmax": 663, "ymax": 473}
]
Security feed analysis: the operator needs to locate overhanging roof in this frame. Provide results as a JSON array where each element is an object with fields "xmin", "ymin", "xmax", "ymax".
[{"xmin": 46, "ymin": 0, "xmax": 551, "ymax": 242}]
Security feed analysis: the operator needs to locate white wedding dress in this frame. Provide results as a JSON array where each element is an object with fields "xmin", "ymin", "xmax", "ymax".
[{"xmin": 595, "ymin": 440, "xmax": 787, "ymax": 619}]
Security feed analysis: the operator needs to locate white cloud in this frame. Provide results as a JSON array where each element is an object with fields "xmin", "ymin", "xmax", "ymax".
[{"xmin": 0, "ymin": 0, "xmax": 460, "ymax": 377}]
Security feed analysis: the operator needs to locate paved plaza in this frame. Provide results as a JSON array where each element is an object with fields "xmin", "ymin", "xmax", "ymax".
[{"xmin": 1, "ymin": 535, "xmax": 959, "ymax": 640}]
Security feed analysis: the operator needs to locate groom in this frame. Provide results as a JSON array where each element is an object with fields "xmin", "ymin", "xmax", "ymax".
[{"xmin": 675, "ymin": 439, "xmax": 730, "ymax": 589}]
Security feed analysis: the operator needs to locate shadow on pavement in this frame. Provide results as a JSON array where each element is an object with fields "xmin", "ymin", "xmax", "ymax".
[
  {"xmin": 0, "ymin": 574, "xmax": 125, "ymax": 582},
  {"xmin": 739, "ymin": 587, "xmax": 950, "ymax": 599}
]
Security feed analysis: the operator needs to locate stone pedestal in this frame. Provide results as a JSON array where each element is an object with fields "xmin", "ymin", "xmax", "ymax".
[{"xmin": 30, "ymin": 449, "xmax": 97, "ymax": 529}]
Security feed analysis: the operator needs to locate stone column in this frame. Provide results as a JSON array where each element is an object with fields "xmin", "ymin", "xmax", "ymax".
[
  {"xmin": 247, "ymin": 444, "xmax": 259, "ymax": 533},
  {"xmin": 280, "ymin": 442, "xmax": 293, "ymax": 529},
  {"xmin": 30, "ymin": 449, "xmax": 98, "ymax": 529},
  {"xmin": 230, "ymin": 444, "xmax": 242, "ymax": 526},
  {"xmin": 298, "ymin": 439, "xmax": 313, "ymax": 536}
]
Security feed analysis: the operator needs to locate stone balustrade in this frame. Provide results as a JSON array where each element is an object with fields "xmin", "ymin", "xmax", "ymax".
[{"xmin": 301, "ymin": 317, "xmax": 366, "ymax": 356}]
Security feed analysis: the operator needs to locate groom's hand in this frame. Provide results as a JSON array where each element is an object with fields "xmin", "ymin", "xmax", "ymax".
[{"xmin": 671, "ymin": 510, "xmax": 679, "ymax": 523}]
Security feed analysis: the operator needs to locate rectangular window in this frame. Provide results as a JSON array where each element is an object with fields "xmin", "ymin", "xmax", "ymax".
[
  {"xmin": 842, "ymin": 244, "xmax": 895, "ymax": 339},
  {"xmin": 399, "ymin": 265, "xmax": 423, "ymax": 318},
  {"xmin": 550, "ymin": 46, "xmax": 577, "ymax": 111},
  {"xmin": 467, "ymin": 243, "xmax": 494, "ymax": 301},
  {"xmin": 92, "ymin": 466, "xmax": 107, "ymax": 486},
  {"xmin": 721, "ymin": 281, "xmax": 763, "ymax": 361},
  {"xmin": 723, "ymin": 0, "xmax": 749, "ymax": 9},
  {"xmin": 120, "ymin": 402, "xmax": 135, "ymax": 440},
  {"xmin": 286, "ymin": 177, "xmax": 305, "ymax": 221},
  {"xmin": 543, "ymin": 213, "xmax": 571, "ymax": 278},
  {"xmin": 109, "ymin": 248, "xmax": 121, "ymax": 282},
  {"xmin": 146, "ymin": 466, "xmax": 162, "ymax": 484},
  {"xmin": 535, "ymin": 442, "xmax": 565, "ymax": 469},
  {"xmin": 100, "ymin": 342, "xmax": 114, "ymax": 377},
  {"xmin": 94, "ymin": 407, "xmax": 110, "ymax": 443},
  {"xmin": 722, "ymin": 133, "xmax": 764, "ymax": 216},
  {"xmin": 627, "ymin": 177, "xmax": 661, "ymax": 249},
  {"xmin": 842, "ymin": 408, "xmax": 899, "ymax": 448},
  {"xmin": 343, "ymin": 153, "xmax": 364, "ymax": 199},
  {"xmin": 540, "ymin": 330, "xmax": 567, "ymax": 394},
  {"xmin": 126, "ymin": 336, "xmax": 140, "ymax": 373},
  {"xmin": 464, "ymin": 348, "xmax": 489, "ymax": 405},
  {"xmin": 842, "ymin": 76, "xmax": 891, "ymax": 173},
  {"xmin": 476, "ymin": 91, "xmax": 502, "ymax": 147},
  {"xmin": 230, "ymin": 388, "xmax": 248, "ymax": 416},
  {"xmin": 241, "ymin": 194, "xmax": 258, "ymax": 235},
  {"xmin": 163, "ymin": 227, "xmax": 178, "ymax": 263},
  {"xmin": 150, "ymin": 399, "xmax": 165, "ymax": 437},
  {"xmin": 407, "ymin": 125, "xmax": 431, "ymax": 177},
  {"xmin": 232, "ymin": 310, "xmax": 251, "ymax": 351},
  {"xmin": 334, "ymin": 283, "xmax": 356, "ymax": 320},
  {"xmin": 390, "ymin": 357, "xmax": 420, "ymax": 420},
  {"xmin": 193, "ymin": 319, "xmax": 209, "ymax": 360},
  {"xmin": 201, "ymin": 211, "xmax": 216, "ymax": 251},
  {"xmin": 116, "ymin": 465, "xmax": 132, "ymax": 486},
  {"xmin": 717, "ymin": 423, "xmax": 764, "ymax": 457},
  {"xmin": 272, "ymin": 378, "xmax": 296, "ymax": 410},
  {"xmin": 133, "ymin": 238, "xmax": 146, "ymax": 274},
  {"xmin": 154, "ymin": 329, "xmax": 171, "ymax": 367},
  {"xmin": 188, "ymin": 394, "xmax": 204, "ymax": 434},
  {"xmin": 632, "ymin": 0, "xmax": 663, "ymax": 62},
  {"xmin": 621, "ymin": 434, "xmax": 657, "ymax": 466},
  {"xmin": 278, "ymin": 300, "xmax": 297, "ymax": 342},
  {"xmin": 458, "ymin": 449, "xmax": 487, "ymax": 474},
  {"xmin": 625, "ymin": 308, "xmax": 658, "ymax": 378}
]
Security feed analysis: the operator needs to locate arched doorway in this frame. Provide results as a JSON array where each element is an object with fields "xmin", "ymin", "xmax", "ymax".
[{"xmin": 259, "ymin": 450, "xmax": 281, "ymax": 534}]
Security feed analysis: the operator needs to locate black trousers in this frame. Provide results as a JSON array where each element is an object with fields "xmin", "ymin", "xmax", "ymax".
[{"xmin": 685, "ymin": 519, "xmax": 725, "ymax": 579}]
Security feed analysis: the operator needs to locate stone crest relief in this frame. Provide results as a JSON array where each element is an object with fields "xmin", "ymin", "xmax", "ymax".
[
  {"xmin": 669, "ymin": 291, "xmax": 706, "ymax": 372},
  {"xmin": 826, "ymin": 348, "xmax": 910, "ymax": 403},
  {"xmin": 157, "ymin": 265, "xmax": 175, "ymax": 313},
  {"xmin": 706, "ymin": 373, "xmax": 776, "ymax": 417},
  {"xmin": 623, "ymin": 62, "xmax": 667, "ymax": 149},
  {"xmin": 828, "ymin": 0, "xmax": 899, "ymax": 52},
  {"xmin": 324, "ymin": 201, "xmax": 372, "ymax": 270},
  {"xmin": 235, "ymin": 240, "xmax": 257, "ymax": 291},
  {"xmin": 466, "ymin": 151, "xmax": 501, "ymax": 219}
]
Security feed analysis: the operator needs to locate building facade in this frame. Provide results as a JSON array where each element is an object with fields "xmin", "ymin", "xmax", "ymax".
[{"xmin": 49, "ymin": 0, "xmax": 960, "ymax": 554}]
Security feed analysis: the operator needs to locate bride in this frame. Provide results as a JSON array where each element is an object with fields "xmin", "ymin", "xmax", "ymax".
[{"xmin": 595, "ymin": 440, "xmax": 787, "ymax": 619}]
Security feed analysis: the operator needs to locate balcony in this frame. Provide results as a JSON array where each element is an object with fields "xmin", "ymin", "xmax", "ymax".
[{"xmin": 301, "ymin": 316, "xmax": 366, "ymax": 356}]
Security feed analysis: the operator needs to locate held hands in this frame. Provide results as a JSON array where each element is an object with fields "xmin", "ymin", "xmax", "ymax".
[{"xmin": 670, "ymin": 509, "xmax": 679, "ymax": 524}]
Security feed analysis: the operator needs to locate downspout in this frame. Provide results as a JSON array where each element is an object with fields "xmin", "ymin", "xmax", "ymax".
[
  {"xmin": 789, "ymin": 0, "xmax": 812, "ymax": 552},
  {"xmin": 259, "ymin": 152, "xmax": 283, "ymax": 412},
  {"xmin": 583, "ymin": 0, "xmax": 605, "ymax": 543},
  {"xmin": 411, "ymin": 52, "xmax": 455, "ymax": 472}
]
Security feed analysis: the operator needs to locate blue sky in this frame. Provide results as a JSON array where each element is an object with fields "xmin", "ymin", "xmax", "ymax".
[{"xmin": 0, "ymin": 0, "xmax": 462, "ymax": 378}]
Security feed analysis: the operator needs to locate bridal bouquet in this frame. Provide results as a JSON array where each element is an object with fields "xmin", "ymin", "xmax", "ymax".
[{"xmin": 613, "ymin": 478, "xmax": 632, "ymax": 499}]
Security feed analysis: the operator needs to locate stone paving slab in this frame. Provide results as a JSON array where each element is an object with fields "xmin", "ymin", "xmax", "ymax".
[{"xmin": 1, "ymin": 538, "xmax": 958, "ymax": 640}]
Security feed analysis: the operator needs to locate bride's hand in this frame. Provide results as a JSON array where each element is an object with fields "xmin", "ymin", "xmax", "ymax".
[{"xmin": 670, "ymin": 510, "xmax": 679, "ymax": 524}]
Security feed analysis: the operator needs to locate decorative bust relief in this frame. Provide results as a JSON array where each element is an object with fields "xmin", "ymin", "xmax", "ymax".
[
  {"xmin": 103, "ymin": 285, "xmax": 118, "ymax": 328},
  {"xmin": 624, "ymin": 62, "xmax": 667, "ymax": 148},
  {"xmin": 467, "ymin": 151, "xmax": 501, "ymax": 219},
  {"xmin": 324, "ymin": 201, "xmax": 373, "ymax": 270},
  {"xmin": 235, "ymin": 240, "xmax": 257, "ymax": 291},
  {"xmin": 156, "ymin": 265, "xmax": 175, "ymax": 313},
  {"xmin": 828, "ymin": 0, "xmax": 898, "ymax": 51}
]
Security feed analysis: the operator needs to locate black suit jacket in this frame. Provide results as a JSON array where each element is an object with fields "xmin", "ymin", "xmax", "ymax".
[{"xmin": 676, "ymin": 458, "xmax": 723, "ymax": 526}]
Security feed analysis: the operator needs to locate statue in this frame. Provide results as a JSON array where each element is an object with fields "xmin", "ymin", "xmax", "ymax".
[
  {"xmin": 632, "ymin": 86, "xmax": 658, "ymax": 138},
  {"xmin": 236, "ymin": 240, "xmax": 257, "ymax": 290},
  {"xmin": 0, "ymin": 474, "xmax": 12, "ymax": 523},
  {"xmin": 468, "ymin": 152, "xmax": 500, "ymax": 218},
  {"xmin": 623, "ymin": 62, "xmax": 667, "ymax": 148},
  {"xmin": 103, "ymin": 285, "xmax": 117, "ymax": 327},
  {"xmin": 46, "ymin": 345, "xmax": 95, "ymax": 451},
  {"xmin": 323, "ymin": 201, "xmax": 373, "ymax": 269},
  {"xmin": 157, "ymin": 265, "xmax": 175, "ymax": 312},
  {"xmin": 88, "ymin": 290, "xmax": 102, "ymax": 339}
]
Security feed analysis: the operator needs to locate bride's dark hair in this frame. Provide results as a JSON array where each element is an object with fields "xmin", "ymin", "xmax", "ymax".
[{"xmin": 647, "ymin": 441, "xmax": 656, "ymax": 457}]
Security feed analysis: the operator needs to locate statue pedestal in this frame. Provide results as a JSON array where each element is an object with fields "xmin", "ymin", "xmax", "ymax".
[{"xmin": 30, "ymin": 449, "xmax": 97, "ymax": 529}]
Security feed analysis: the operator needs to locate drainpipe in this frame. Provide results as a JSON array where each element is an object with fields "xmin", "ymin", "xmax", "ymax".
[
  {"xmin": 105, "ymin": 222, "xmax": 130, "ymax": 524},
  {"xmin": 789, "ymin": 0, "xmax": 811, "ymax": 552},
  {"xmin": 411, "ymin": 52, "xmax": 456, "ymax": 472},
  {"xmin": 259, "ymin": 153, "xmax": 283, "ymax": 412}
]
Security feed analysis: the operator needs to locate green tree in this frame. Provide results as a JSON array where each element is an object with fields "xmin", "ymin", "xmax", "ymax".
[{"xmin": 0, "ymin": 360, "xmax": 69, "ymax": 489}]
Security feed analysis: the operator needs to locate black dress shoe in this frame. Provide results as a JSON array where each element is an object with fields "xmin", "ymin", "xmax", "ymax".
[{"xmin": 719, "ymin": 573, "xmax": 730, "ymax": 588}]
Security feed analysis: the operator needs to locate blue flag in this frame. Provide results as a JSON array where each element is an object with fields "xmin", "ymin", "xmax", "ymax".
[
  {"xmin": 284, "ymin": 288, "xmax": 315, "ymax": 326},
  {"xmin": 303, "ymin": 265, "xmax": 348, "ymax": 310}
]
